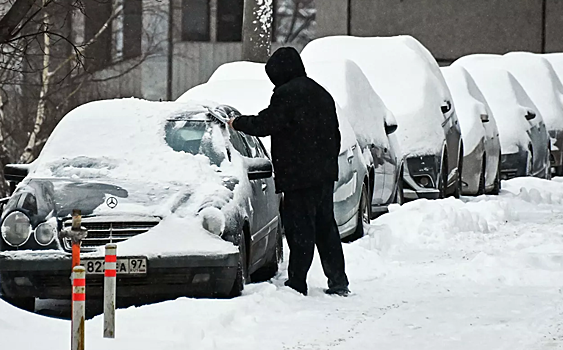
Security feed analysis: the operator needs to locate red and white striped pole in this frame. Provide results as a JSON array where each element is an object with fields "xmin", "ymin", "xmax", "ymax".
[
  {"xmin": 103, "ymin": 243, "xmax": 117, "ymax": 338},
  {"xmin": 72, "ymin": 266, "xmax": 86, "ymax": 350}
]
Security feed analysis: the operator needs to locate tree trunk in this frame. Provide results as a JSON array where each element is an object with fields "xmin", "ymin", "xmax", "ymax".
[
  {"xmin": 19, "ymin": 1, "xmax": 50, "ymax": 164},
  {"xmin": 242, "ymin": 0, "xmax": 273, "ymax": 63}
]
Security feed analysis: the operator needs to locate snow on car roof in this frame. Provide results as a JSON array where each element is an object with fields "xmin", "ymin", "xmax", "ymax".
[
  {"xmin": 33, "ymin": 98, "xmax": 236, "ymax": 185},
  {"xmin": 457, "ymin": 53, "xmax": 563, "ymax": 131},
  {"xmin": 177, "ymin": 79, "xmax": 358, "ymax": 154},
  {"xmin": 208, "ymin": 61, "xmax": 271, "ymax": 83},
  {"xmin": 301, "ymin": 35, "xmax": 449, "ymax": 156},
  {"xmin": 501, "ymin": 52, "xmax": 563, "ymax": 131},
  {"xmin": 440, "ymin": 65, "xmax": 492, "ymax": 155},
  {"xmin": 302, "ymin": 59, "xmax": 393, "ymax": 150},
  {"xmin": 453, "ymin": 64, "xmax": 539, "ymax": 151},
  {"xmin": 542, "ymin": 53, "xmax": 563, "ymax": 83}
]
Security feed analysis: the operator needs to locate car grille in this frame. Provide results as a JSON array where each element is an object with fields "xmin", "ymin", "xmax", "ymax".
[{"xmin": 61, "ymin": 217, "xmax": 160, "ymax": 252}]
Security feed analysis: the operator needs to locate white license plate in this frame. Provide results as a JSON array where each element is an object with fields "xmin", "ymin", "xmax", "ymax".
[{"xmin": 81, "ymin": 257, "xmax": 147, "ymax": 275}]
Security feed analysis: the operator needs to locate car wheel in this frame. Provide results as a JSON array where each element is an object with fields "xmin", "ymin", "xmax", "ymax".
[
  {"xmin": 546, "ymin": 144, "xmax": 552, "ymax": 180},
  {"xmin": 477, "ymin": 156, "xmax": 486, "ymax": 195},
  {"xmin": 1, "ymin": 295, "xmax": 35, "ymax": 312},
  {"xmin": 229, "ymin": 233, "xmax": 248, "ymax": 298},
  {"xmin": 439, "ymin": 153, "xmax": 448, "ymax": 199},
  {"xmin": 251, "ymin": 218, "xmax": 283, "ymax": 282},
  {"xmin": 393, "ymin": 168, "xmax": 404, "ymax": 205},
  {"xmin": 347, "ymin": 183, "xmax": 369, "ymax": 242}
]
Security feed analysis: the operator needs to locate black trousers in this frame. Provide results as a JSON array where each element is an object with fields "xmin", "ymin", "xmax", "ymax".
[{"xmin": 282, "ymin": 182, "xmax": 349, "ymax": 293}]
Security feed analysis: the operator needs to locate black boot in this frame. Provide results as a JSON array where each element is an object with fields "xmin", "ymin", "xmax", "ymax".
[
  {"xmin": 324, "ymin": 286, "xmax": 350, "ymax": 297},
  {"xmin": 284, "ymin": 279, "xmax": 307, "ymax": 296}
]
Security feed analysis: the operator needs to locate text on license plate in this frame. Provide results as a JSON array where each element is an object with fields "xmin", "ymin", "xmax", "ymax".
[{"xmin": 81, "ymin": 257, "xmax": 147, "ymax": 275}]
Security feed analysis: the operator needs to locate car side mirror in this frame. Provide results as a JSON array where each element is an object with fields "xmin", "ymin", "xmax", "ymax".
[
  {"xmin": 385, "ymin": 122, "xmax": 398, "ymax": 135},
  {"xmin": 247, "ymin": 158, "xmax": 273, "ymax": 180},
  {"xmin": 480, "ymin": 114, "xmax": 490, "ymax": 123},
  {"xmin": 441, "ymin": 100, "xmax": 452, "ymax": 114},
  {"xmin": 4, "ymin": 164, "xmax": 30, "ymax": 183},
  {"xmin": 525, "ymin": 111, "xmax": 536, "ymax": 121}
]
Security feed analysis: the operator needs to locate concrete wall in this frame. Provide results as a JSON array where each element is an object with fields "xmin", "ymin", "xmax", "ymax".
[
  {"xmin": 348, "ymin": 0, "xmax": 547, "ymax": 61},
  {"xmin": 315, "ymin": 0, "xmax": 348, "ymax": 38}
]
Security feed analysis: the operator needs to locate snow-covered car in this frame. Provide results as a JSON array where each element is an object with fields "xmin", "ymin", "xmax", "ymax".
[
  {"xmin": 440, "ymin": 66, "xmax": 502, "ymax": 195},
  {"xmin": 495, "ymin": 53, "xmax": 563, "ymax": 176},
  {"xmin": 0, "ymin": 99, "xmax": 283, "ymax": 310},
  {"xmin": 302, "ymin": 35, "xmax": 463, "ymax": 200},
  {"xmin": 177, "ymin": 79, "xmax": 371, "ymax": 240},
  {"xmin": 303, "ymin": 59, "xmax": 404, "ymax": 215},
  {"xmin": 453, "ymin": 63, "xmax": 551, "ymax": 180}
]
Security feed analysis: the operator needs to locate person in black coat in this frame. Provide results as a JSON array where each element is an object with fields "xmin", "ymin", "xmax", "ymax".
[{"xmin": 229, "ymin": 47, "xmax": 350, "ymax": 296}]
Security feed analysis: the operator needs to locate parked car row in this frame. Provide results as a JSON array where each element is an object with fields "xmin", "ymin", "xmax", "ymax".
[{"xmin": 2, "ymin": 35, "xmax": 563, "ymax": 307}]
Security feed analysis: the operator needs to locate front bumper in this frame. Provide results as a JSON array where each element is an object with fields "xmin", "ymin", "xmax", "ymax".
[
  {"xmin": 403, "ymin": 155, "xmax": 441, "ymax": 200},
  {"xmin": 500, "ymin": 152, "xmax": 527, "ymax": 180},
  {"xmin": 0, "ymin": 251, "xmax": 238, "ymax": 300}
]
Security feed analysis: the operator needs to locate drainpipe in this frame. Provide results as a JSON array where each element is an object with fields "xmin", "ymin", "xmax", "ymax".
[
  {"xmin": 166, "ymin": 0, "xmax": 174, "ymax": 100},
  {"xmin": 541, "ymin": 0, "xmax": 547, "ymax": 53},
  {"xmin": 347, "ymin": 0, "xmax": 351, "ymax": 35}
]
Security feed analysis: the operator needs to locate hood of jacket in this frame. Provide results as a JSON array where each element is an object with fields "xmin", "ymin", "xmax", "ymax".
[{"xmin": 265, "ymin": 47, "xmax": 307, "ymax": 87}]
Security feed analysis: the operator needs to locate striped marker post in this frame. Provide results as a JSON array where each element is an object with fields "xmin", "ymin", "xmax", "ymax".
[
  {"xmin": 103, "ymin": 243, "xmax": 117, "ymax": 339},
  {"xmin": 72, "ymin": 266, "xmax": 86, "ymax": 350}
]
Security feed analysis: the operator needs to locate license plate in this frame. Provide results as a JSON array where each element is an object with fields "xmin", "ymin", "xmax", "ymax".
[{"xmin": 81, "ymin": 257, "xmax": 147, "ymax": 275}]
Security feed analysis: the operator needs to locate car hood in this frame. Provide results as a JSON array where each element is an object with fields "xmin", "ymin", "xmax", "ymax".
[{"xmin": 3, "ymin": 178, "xmax": 199, "ymax": 227}]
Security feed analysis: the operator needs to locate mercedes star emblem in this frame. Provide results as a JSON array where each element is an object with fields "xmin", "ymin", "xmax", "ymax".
[{"xmin": 106, "ymin": 196, "xmax": 118, "ymax": 209}]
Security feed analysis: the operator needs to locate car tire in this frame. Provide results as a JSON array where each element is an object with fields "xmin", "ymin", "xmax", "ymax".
[
  {"xmin": 229, "ymin": 233, "xmax": 248, "ymax": 298},
  {"xmin": 393, "ymin": 168, "xmax": 404, "ymax": 205},
  {"xmin": 346, "ymin": 183, "xmax": 370, "ymax": 242},
  {"xmin": 2, "ymin": 295, "xmax": 35, "ymax": 312},
  {"xmin": 251, "ymin": 218, "xmax": 283, "ymax": 282},
  {"xmin": 477, "ymin": 156, "xmax": 486, "ymax": 195},
  {"xmin": 546, "ymin": 144, "xmax": 552, "ymax": 180},
  {"xmin": 439, "ymin": 153, "xmax": 448, "ymax": 199},
  {"xmin": 526, "ymin": 145, "xmax": 534, "ymax": 176}
]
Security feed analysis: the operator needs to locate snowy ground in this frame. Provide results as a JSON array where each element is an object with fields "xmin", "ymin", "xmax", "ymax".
[{"xmin": 3, "ymin": 178, "xmax": 563, "ymax": 349}]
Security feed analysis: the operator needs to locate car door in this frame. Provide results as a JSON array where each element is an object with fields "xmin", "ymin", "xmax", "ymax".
[
  {"xmin": 240, "ymin": 133, "xmax": 277, "ymax": 268},
  {"xmin": 441, "ymin": 101, "xmax": 462, "ymax": 188},
  {"xmin": 482, "ymin": 112, "xmax": 501, "ymax": 185},
  {"xmin": 367, "ymin": 142, "xmax": 386, "ymax": 205},
  {"xmin": 228, "ymin": 129, "xmax": 267, "ymax": 269},
  {"xmin": 524, "ymin": 110, "xmax": 549, "ymax": 176}
]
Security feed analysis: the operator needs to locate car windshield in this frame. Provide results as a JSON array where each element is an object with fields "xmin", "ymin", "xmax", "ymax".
[{"xmin": 164, "ymin": 119, "xmax": 226, "ymax": 166}]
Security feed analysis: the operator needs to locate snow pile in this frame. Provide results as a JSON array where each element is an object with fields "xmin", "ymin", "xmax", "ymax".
[
  {"xmin": 302, "ymin": 35, "xmax": 449, "ymax": 156},
  {"xmin": 542, "ymin": 52, "xmax": 563, "ymax": 84},
  {"xmin": 440, "ymin": 66, "xmax": 494, "ymax": 155},
  {"xmin": 452, "ymin": 62, "xmax": 540, "ymax": 153},
  {"xmin": 208, "ymin": 61, "xmax": 271, "ymax": 84},
  {"xmin": 500, "ymin": 53, "xmax": 563, "ymax": 132},
  {"xmin": 303, "ymin": 59, "xmax": 393, "ymax": 149},
  {"xmin": 178, "ymin": 80, "xmax": 358, "ymax": 154},
  {"xmin": 4, "ymin": 178, "xmax": 563, "ymax": 348}
]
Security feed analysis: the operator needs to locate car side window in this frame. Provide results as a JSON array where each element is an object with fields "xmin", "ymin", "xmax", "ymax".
[
  {"xmin": 228, "ymin": 129, "xmax": 251, "ymax": 157},
  {"xmin": 243, "ymin": 135, "xmax": 265, "ymax": 158}
]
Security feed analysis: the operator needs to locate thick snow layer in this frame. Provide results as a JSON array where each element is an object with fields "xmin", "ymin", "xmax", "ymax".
[
  {"xmin": 457, "ymin": 53, "xmax": 563, "ymax": 131},
  {"xmin": 501, "ymin": 53, "xmax": 563, "ymax": 131},
  {"xmin": 303, "ymin": 59, "xmax": 393, "ymax": 150},
  {"xmin": 440, "ymin": 66, "xmax": 492, "ymax": 154},
  {"xmin": 4, "ymin": 178, "xmax": 563, "ymax": 349},
  {"xmin": 452, "ymin": 63, "xmax": 538, "ymax": 153},
  {"xmin": 178, "ymin": 80, "xmax": 358, "ymax": 154},
  {"xmin": 302, "ymin": 35, "xmax": 449, "ymax": 156},
  {"xmin": 208, "ymin": 61, "xmax": 271, "ymax": 84},
  {"xmin": 543, "ymin": 53, "xmax": 563, "ymax": 84}
]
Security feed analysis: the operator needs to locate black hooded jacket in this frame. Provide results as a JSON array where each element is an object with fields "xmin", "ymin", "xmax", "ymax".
[{"xmin": 232, "ymin": 47, "xmax": 341, "ymax": 193}]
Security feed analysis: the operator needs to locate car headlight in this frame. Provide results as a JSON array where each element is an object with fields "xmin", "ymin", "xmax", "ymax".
[
  {"xmin": 200, "ymin": 207, "xmax": 225, "ymax": 236},
  {"xmin": 35, "ymin": 221, "xmax": 57, "ymax": 246},
  {"xmin": 1, "ymin": 211, "xmax": 32, "ymax": 247}
]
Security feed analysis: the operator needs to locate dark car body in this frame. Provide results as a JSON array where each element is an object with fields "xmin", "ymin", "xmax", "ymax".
[{"xmin": 0, "ymin": 100, "xmax": 282, "ymax": 310}]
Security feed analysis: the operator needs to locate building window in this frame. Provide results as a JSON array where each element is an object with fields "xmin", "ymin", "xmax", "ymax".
[
  {"xmin": 182, "ymin": 0, "xmax": 210, "ymax": 41},
  {"xmin": 122, "ymin": 0, "xmax": 142, "ymax": 59},
  {"xmin": 216, "ymin": 0, "xmax": 243, "ymax": 42},
  {"xmin": 84, "ymin": 0, "xmax": 113, "ymax": 71}
]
